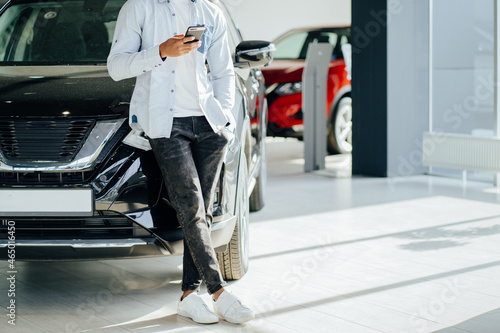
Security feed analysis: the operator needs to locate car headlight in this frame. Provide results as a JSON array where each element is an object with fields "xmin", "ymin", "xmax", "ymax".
[{"xmin": 269, "ymin": 82, "xmax": 303, "ymax": 96}]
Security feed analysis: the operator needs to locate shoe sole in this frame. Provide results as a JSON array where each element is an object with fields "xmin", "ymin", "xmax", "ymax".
[
  {"xmin": 221, "ymin": 314, "xmax": 255, "ymax": 324},
  {"xmin": 177, "ymin": 310, "xmax": 219, "ymax": 324}
]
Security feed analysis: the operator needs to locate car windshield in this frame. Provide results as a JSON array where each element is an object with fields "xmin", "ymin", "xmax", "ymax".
[
  {"xmin": 0, "ymin": 0, "xmax": 126, "ymax": 65},
  {"xmin": 273, "ymin": 28, "xmax": 350, "ymax": 60}
]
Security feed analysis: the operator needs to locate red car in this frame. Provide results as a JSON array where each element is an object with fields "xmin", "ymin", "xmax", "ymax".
[{"xmin": 262, "ymin": 26, "xmax": 352, "ymax": 154}]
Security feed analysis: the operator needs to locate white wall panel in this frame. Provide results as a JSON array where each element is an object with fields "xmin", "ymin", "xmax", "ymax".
[
  {"xmin": 387, "ymin": 0, "xmax": 430, "ymax": 177},
  {"xmin": 224, "ymin": 0, "xmax": 351, "ymax": 41}
]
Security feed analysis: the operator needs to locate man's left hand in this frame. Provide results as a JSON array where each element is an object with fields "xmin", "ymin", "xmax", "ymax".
[{"xmin": 159, "ymin": 35, "xmax": 202, "ymax": 58}]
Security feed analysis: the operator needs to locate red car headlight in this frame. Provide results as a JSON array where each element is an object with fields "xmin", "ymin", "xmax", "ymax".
[{"xmin": 268, "ymin": 82, "xmax": 303, "ymax": 96}]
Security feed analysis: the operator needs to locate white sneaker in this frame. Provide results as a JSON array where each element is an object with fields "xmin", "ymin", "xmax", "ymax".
[
  {"xmin": 177, "ymin": 293, "xmax": 219, "ymax": 324},
  {"xmin": 212, "ymin": 290, "xmax": 255, "ymax": 324}
]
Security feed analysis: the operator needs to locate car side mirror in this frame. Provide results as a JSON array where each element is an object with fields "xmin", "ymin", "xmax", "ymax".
[{"xmin": 235, "ymin": 41, "xmax": 276, "ymax": 69}]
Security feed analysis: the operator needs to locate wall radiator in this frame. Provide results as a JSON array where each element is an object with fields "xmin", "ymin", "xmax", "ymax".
[{"xmin": 422, "ymin": 132, "xmax": 500, "ymax": 173}]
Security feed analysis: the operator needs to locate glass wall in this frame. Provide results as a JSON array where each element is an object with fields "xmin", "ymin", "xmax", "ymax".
[{"xmin": 430, "ymin": 0, "xmax": 495, "ymax": 180}]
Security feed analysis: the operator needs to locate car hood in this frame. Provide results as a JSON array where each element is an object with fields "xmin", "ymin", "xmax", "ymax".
[
  {"xmin": 261, "ymin": 60, "xmax": 305, "ymax": 86},
  {"xmin": 0, "ymin": 66, "xmax": 135, "ymax": 118}
]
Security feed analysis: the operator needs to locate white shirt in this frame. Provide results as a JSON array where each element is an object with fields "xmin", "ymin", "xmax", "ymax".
[
  {"xmin": 171, "ymin": 0, "xmax": 203, "ymax": 118},
  {"xmin": 107, "ymin": 0, "xmax": 235, "ymax": 138}
]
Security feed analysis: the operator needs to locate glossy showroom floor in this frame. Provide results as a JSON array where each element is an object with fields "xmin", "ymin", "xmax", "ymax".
[{"xmin": 2, "ymin": 138, "xmax": 500, "ymax": 333}]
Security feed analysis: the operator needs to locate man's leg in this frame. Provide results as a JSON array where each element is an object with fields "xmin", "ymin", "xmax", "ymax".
[
  {"xmin": 191, "ymin": 116, "xmax": 230, "ymax": 297},
  {"xmin": 149, "ymin": 117, "xmax": 227, "ymax": 295},
  {"xmin": 151, "ymin": 117, "xmax": 255, "ymax": 324},
  {"xmin": 191, "ymin": 116, "xmax": 229, "ymax": 239}
]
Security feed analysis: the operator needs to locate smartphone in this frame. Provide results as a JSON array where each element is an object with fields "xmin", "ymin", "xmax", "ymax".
[{"xmin": 184, "ymin": 25, "xmax": 206, "ymax": 44}]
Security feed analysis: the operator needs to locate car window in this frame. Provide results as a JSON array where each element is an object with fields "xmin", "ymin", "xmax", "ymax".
[
  {"xmin": 273, "ymin": 31, "xmax": 308, "ymax": 60},
  {"xmin": 275, "ymin": 29, "xmax": 351, "ymax": 60},
  {"xmin": 312, "ymin": 32, "xmax": 338, "ymax": 46},
  {"xmin": 0, "ymin": 0, "xmax": 126, "ymax": 64},
  {"xmin": 299, "ymin": 31, "xmax": 340, "ymax": 60}
]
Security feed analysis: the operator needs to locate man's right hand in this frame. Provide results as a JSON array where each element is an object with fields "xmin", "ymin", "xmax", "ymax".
[{"xmin": 159, "ymin": 35, "xmax": 202, "ymax": 58}]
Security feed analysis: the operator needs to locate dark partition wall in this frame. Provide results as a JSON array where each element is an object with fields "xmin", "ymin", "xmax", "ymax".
[{"xmin": 351, "ymin": 0, "xmax": 388, "ymax": 176}]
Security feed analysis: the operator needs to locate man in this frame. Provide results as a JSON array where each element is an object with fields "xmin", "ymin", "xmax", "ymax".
[{"xmin": 107, "ymin": 0, "xmax": 255, "ymax": 325}]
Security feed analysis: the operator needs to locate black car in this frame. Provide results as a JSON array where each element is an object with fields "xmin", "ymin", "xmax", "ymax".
[{"xmin": 0, "ymin": 0, "xmax": 273, "ymax": 280}]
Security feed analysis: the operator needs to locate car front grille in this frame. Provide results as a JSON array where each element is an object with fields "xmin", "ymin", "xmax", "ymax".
[
  {"xmin": 0, "ymin": 211, "xmax": 145, "ymax": 239},
  {"xmin": 0, "ymin": 171, "xmax": 95, "ymax": 185},
  {"xmin": 0, "ymin": 119, "xmax": 95, "ymax": 165}
]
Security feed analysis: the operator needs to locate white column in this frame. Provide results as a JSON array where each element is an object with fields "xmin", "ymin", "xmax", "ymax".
[
  {"xmin": 495, "ymin": 0, "xmax": 500, "ymax": 185},
  {"xmin": 428, "ymin": 0, "xmax": 434, "ymax": 175},
  {"xmin": 429, "ymin": 0, "xmax": 434, "ymax": 134}
]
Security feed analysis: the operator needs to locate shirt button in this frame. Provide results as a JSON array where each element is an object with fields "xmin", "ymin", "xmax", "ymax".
[
  {"xmin": 143, "ymin": 70, "xmax": 146, "ymax": 73},
  {"xmin": 171, "ymin": 89, "xmax": 174, "ymax": 93},
  {"xmin": 172, "ymin": 13, "xmax": 175, "ymax": 16},
  {"xmin": 172, "ymin": 70, "xmax": 175, "ymax": 74},
  {"xmin": 170, "ymin": 108, "xmax": 174, "ymax": 111}
]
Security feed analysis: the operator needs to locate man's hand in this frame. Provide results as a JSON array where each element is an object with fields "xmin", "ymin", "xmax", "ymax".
[{"xmin": 159, "ymin": 35, "xmax": 202, "ymax": 58}]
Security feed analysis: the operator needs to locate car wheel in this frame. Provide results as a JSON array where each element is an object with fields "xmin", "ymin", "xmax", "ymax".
[
  {"xmin": 217, "ymin": 153, "xmax": 250, "ymax": 280},
  {"xmin": 327, "ymin": 96, "xmax": 352, "ymax": 154},
  {"xmin": 249, "ymin": 135, "xmax": 267, "ymax": 212}
]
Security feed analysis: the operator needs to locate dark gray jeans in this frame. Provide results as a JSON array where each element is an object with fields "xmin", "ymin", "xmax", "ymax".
[{"xmin": 149, "ymin": 116, "xmax": 228, "ymax": 294}]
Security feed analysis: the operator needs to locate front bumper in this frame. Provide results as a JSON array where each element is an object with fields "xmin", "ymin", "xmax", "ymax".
[
  {"xmin": 0, "ymin": 211, "xmax": 236, "ymax": 260},
  {"xmin": 267, "ymin": 122, "xmax": 305, "ymax": 139},
  {"xmin": 266, "ymin": 91, "xmax": 305, "ymax": 138}
]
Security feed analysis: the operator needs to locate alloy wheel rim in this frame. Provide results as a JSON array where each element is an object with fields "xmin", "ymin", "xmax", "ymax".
[{"xmin": 335, "ymin": 101, "xmax": 353, "ymax": 153}]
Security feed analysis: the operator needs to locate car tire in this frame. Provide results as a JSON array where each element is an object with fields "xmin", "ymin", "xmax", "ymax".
[
  {"xmin": 217, "ymin": 153, "xmax": 250, "ymax": 280},
  {"xmin": 249, "ymin": 134, "xmax": 267, "ymax": 212},
  {"xmin": 327, "ymin": 96, "xmax": 353, "ymax": 154}
]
